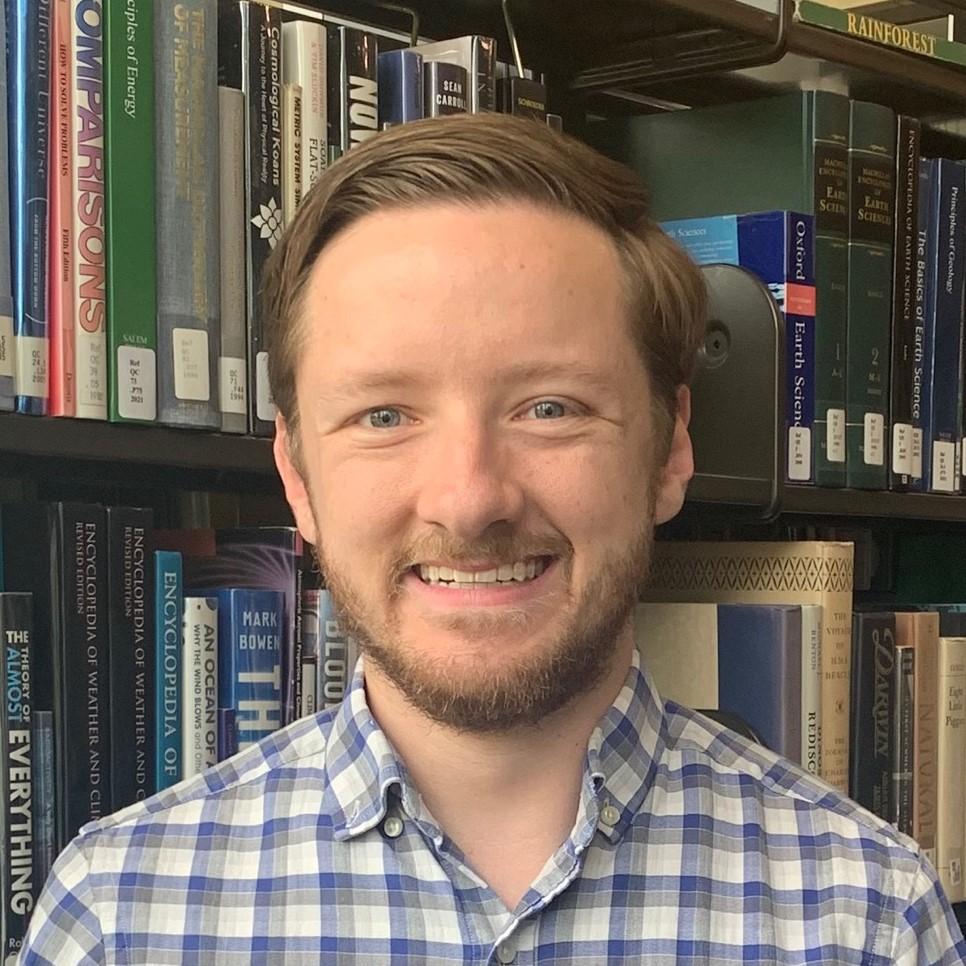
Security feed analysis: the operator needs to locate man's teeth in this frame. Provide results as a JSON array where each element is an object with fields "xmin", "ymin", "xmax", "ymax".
[{"xmin": 417, "ymin": 558, "xmax": 548, "ymax": 585}]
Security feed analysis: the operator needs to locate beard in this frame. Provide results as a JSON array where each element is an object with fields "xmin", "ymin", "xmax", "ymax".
[{"xmin": 313, "ymin": 504, "xmax": 655, "ymax": 735}]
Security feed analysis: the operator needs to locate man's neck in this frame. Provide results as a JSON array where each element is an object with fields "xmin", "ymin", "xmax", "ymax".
[{"xmin": 362, "ymin": 634, "xmax": 635, "ymax": 909}]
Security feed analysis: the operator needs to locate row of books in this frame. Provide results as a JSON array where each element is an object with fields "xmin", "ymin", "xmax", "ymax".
[
  {"xmin": 0, "ymin": 500, "xmax": 358, "ymax": 959},
  {"xmin": 594, "ymin": 92, "xmax": 966, "ymax": 495},
  {"xmin": 0, "ymin": 0, "xmax": 552, "ymax": 435},
  {"xmin": 640, "ymin": 538, "xmax": 966, "ymax": 904}
]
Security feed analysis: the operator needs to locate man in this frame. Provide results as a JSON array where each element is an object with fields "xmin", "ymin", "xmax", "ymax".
[{"xmin": 22, "ymin": 114, "xmax": 966, "ymax": 963}]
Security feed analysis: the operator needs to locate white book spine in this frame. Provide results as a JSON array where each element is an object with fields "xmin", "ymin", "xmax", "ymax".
[
  {"xmin": 282, "ymin": 20, "xmax": 327, "ymax": 191},
  {"xmin": 800, "ymin": 604, "xmax": 822, "ymax": 776},
  {"xmin": 70, "ymin": 0, "xmax": 107, "ymax": 419},
  {"xmin": 936, "ymin": 636, "xmax": 966, "ymax": 903},
  {"xmin": 182, "ymin": 597, "xmax": 219, "ymax": 779}
]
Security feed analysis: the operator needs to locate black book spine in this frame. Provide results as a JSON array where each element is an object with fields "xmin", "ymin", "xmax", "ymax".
[
  {"xmin": 889, "ymin": 116, "xmax": 921, "ymax": 491},
  {"xmin": 497, "ymin": 75, "xmax": 547, "ymax": 121},
  {"xmin": 891, "ymin": 644, "xmax": 915, "ymax": 835},
  {"xmin": 848, "ymin": 611, "xmax": 895, "ymax": 820},
  {"xmin": 107, "ymin": 507, "xmax": 155, "ymax": 809},
  {"xmin": 0, "ymin": 592, "xmax": 35, "ymax": 960},
  {"xmin": 336, "ymin": 26, "xmax": 378, "ymax": 151},
  {"xmin": 31, "ymin": 710, "xmax": 56, "ymax": 893},
  {"xmin": 424, "ymin": 61, "xmax": 467, "ymax": 117},
  {"xmin": 52, "ymin": 503, "xmax": 110, "ymax": 846}
]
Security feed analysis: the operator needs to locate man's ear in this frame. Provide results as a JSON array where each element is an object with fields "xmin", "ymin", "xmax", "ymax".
[
  {"xmin": 274, "ymin": 414, "xmax": 319, "ymax": 546},
  {"xmin": 653, "ymin": 385, "xmax": 694, "ymax": 526}
]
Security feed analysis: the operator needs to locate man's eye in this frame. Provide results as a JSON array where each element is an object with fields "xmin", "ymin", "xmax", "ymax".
[
  {"xmin": 362, "ymin": 407, "xmax": 404, "ymax": 429},
  {"xmin": 528, "ymin": 400, "xmax": 569, "ymax": 419}
]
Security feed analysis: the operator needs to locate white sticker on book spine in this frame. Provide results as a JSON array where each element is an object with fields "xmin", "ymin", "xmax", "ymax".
[
  {"xmin": 117, "ymin": 346, "xmax": 157, "ymax": 420},
  {"xmin": 0, "ymin": 315, "xmax": 13, "ymax": 379},
  {"xmin": 863, "ymin": 413, "xmax": 884, "ymax": 466},
  {"xmin": 931, "ymin": 440, "xmax": 957, "ymax": 492},
  {"xmin": 16, "ymin": 335, "xmax": 48, "ymax": 397},
  {"xmin": 911, "ymin": 428, "xmax": 923, "ymax": 479},
  {"xmin": 219, "ymin": 356, "xmax": 247, "ymax": 415},
  {"xmin": 256, "ymin": 351, "xmax": 277, "ymax": 422},
  {"xmin": 826, "ymin": 409, "xmax": 846, "ymax": 463},
  {"xmin": 76, "ymin": 330, "xmax": 107, "ymax": 411},
  {"xmin": 172, "ymin": 328, "xmax": 211, "ymax": 402},
  {"xmin": 787, "ymin": 427, "xmax": 811, "ymax": 481},
  {"xmin": 892, "ymin": 423, "xmax": 912, "ymax": 476}
]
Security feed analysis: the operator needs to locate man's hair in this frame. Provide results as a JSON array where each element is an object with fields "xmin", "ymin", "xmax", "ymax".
[{"xmin": 264, "ymin": 113, "xmax": 707, "ymax": 458}]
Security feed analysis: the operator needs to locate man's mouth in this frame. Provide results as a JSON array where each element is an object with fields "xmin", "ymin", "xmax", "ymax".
[{"xmin": 412, "ymin": 556, "xmax": 554, "ymax": 587}]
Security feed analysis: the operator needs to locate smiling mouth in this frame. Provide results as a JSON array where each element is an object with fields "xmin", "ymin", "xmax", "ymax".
[{"xmin": 413, "ymin": 556, "xmax": 554, "ymax": 587}]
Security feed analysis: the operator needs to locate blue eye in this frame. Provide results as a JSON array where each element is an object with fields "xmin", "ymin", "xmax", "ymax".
[
  {"xmin": 364, "ymin": 408, "xmax": 403, "ymax": 429},
  {"xmin": 530, "ymin": 400, "xmax": 567, "ymax": 419}
]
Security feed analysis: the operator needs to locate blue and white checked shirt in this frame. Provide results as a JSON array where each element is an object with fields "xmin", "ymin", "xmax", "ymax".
[{"xmin": 21, "ymin": 650, "xmax": 966, "ymax": 964}]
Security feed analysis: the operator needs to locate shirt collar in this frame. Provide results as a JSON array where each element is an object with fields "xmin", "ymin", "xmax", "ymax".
[{"xmin": 323, "ymin": 648, "xmax": 668, "ymax": 844}]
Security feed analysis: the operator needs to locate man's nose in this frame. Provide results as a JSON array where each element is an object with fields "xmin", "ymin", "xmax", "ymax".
[{"xmin": 413, "ymin": 420, "xmax": 525, "ymax": 541}]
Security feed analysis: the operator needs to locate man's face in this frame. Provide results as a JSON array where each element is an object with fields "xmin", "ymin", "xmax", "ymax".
[{"xmin": 275, "ymin": 202, "xmax": 693, "ymax": 732}]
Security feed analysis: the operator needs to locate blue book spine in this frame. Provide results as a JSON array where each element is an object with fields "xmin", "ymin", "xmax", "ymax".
[
  {"xmin": 913, "ymin": 159, "xmax": 938, "ymax": 492},
  {"xmin": 0, "ymin": 6, "xmax": 13, "ymax": 411},
  {"xmin": 215, "ymin": 588, "xmax": 284, "ymax": 751},
  {"xmin": 927, "ymin": 159, "xmax": 966, "ymax": 493},
  {"xmin": 7, "ymin": 0, "xmax": 51, "ymax": 414},
  {"xmin": 154, "ymin": 551, "xmax": 182, "ymax": 791},
  {"xmin": 377, "ymin": 48, "xmax": 423, "ymax": 128},
  {"xmin": 663, "ymin": 210, "xmax": 817, "ymax": 484}
]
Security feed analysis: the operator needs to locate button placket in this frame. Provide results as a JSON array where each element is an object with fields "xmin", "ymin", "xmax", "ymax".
[{"xmin": 381, "ymin": 815, "xmax": 404, "ymax": 838}]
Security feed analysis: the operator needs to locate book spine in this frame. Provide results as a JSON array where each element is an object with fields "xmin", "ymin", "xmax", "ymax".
[
  {"xmin": 471, "ymin": 36, "xmax": 496, "ymax": 113},
  {"xmin": 811, "ymin": 93, "xmax": 851, "ymax": 487},
  {"xmin": 52, "ymin": 503, "xmax": 109, "ymax": 845},
  {"xmin": 0, "ymin": 7, "xmax": 14, "ymax": 412},
  {"xmin": 319, "ymin": 589, "xmax": 357, "ymax": 708},
  {"xmin": 216, "ymin": 707, "xmax": 237, "ymax": 760},
  {"xmin": 498, "ymin": 75, "xmax": 547, "ymax": 120},
  {"xmin": 890, "ymin": 643, "xmax": 915, "ymax": 835},
  {"xmin": 911, "ymin": 158, "xmax": 936, "ymax": 491},
  {"xmin": 154, "ymin": 0, "xmax": 220, "ymax": 429},
  {"xmin": 217, "ymin": 85, "xmax": 248, "ymax": 434},
  {"xmin": 888, "ymin": 116, "xmax": 921, "ymax": 490},
  {"xmin": 912, "ymin": 620, "xmax": 939, "ymax": 865},
  {"xmin": 10, "ymin": 0, "xmax": 52, "ymax": 414},
  {"xmin": 104, "ymin": 0, "xmax": 157, "ymax": 423},
  {"xmin": 181, "ymin": 596, "xmax": 218, "ymax": 779},
  {"xmin": 70, "ymin": 0, "xmax": 108, "ymax": 420},
  {"xmin": 335, "ymin": 25, "xmax": 378, "ymax": 153},
  {"xmin": 299, "ymin": 587, "xmax": 320, "ymax": 718},
  {"xmin": 48, "ymin": 0, "xmax": 76, "ymax": 416},
  {"xmin": 154, "ymin": 550, "xmax": 182, "ymax": 791},
  {"xmin": 30, "ymin": 711, "xmax": 56, "ymax": 896},
  {"xmin": 424, "ymin": 61, "xmax": 468, "ymax": 117},
  {"xmin": 0, "ymin": 593, "xmax": 35, "ymax": 960},
  {"xmin": 845, "ymin": 100, "xmax": 896, "ymax": 489},
  {"xmin": 928, "ymin": 160, "xmax": 966, "ymax": 493},
  {"xmin": 848, "ymin": 612, "xmax": 894, "ymax": 820},
  {"xmin": 800, "ymin": 604, "xmax": 822, "ymax": 777},
  {"xmin": 935, "ymin": 636, "xmax": 966, "ymax": 904},
  {"xmin": 106, "ymin": 507, "xmax": 155, "ymax": 808},
  {"xmin": 282, "ymin": 19, "xmax": 327, "ymax": 187},
  {"xmin": 281, "ymin": 82, "xmax": 303, "ymax": 225},
  {"xmin": 376, "ymin": 48, "xmax": 422, "ymax": 128}
]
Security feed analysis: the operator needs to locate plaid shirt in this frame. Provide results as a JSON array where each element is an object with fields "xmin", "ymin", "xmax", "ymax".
[{"xmin": 21, "ymin": 651, "xmax": 966, "ymax": 965}]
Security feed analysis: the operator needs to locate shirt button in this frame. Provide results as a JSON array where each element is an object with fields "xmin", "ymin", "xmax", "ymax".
[
  {"xmin": 600, "ymin": 803, "xmax": 621, "ymax": 827},
  {"xmin": 382, "ymin": 815, "xmax": 404, "ymax": 838},
  {"xmin": 496, "ymin": 942, "xmax": 516, "ymax": 964}
]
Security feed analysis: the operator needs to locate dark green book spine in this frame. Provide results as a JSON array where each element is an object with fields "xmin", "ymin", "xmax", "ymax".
[
  {"xmin": 105, "ymin": 0, "xmax": 157, "ymax": 423},
  {"xmin": 812, "ymin": 91, "xmax": 851, "ymax": 488},
  {"xmin": 846, "ymin": 100, "xmax": 896, "ymax": 489}
]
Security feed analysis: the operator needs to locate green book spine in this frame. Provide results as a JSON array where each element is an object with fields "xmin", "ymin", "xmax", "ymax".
[
  {"xmin": 105, "ymin": 0, "xmax": 157, "ymax": 422},
  {"xmin": 811, "ymin": 91, "xmax": 850, "ymax": 488},
  {"xmin": 846, "ymin": 100, "xmax": 896, "ymax": 490}
]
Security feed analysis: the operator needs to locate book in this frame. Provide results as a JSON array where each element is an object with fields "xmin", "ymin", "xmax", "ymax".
[
  {"xmin": 636, "ymin": 602, "xmax": 806, "ymax": 765},
  {"xmin": 849, "ymin": 611, "xmax": 894, "ymax": 821},
  {"xmin": 424, "ymin": 61, "xmax": 468, "ymax": 117},
  {"xmin": 0, "ymin": 593, "xmax": 35, "ymax": 962},
  {"xmin": 31, "ymin": 710, "xmax": 55, "ymax": 900},
  {"xmin": 891, "ymin": 643, "xmax": 915, "ymax": 836},
  {"xmin": 911, "ymin": 158, "xmax": 935, "ymax": 493},
  {"xmin": 70, "ymin": 0, "xmax": 108, "ymax": 420},
  {"xmin": 498, "ymin": 75, "xmax": 547, "ymax": 121},
  {"xmin": 282, "ymin": 18, "xmax": 327, "ymax": 188},
  {"xmin": 0, "ymin": 7, "xmax": 14, "ymax": 413},
  {"xmin": 377, "ymin": 48, "xmax": 422, "ymax": 128},
  {"xmin": 8, "ymin": 0, "xmax": 52, "ymax": 415},
  {"xmin": 664, "ymin": 210, "xmax": 817, "ymax": 484},
  {"xmin": 214, "ymin": 588, "xmax": 283, "ymax": 749},
  {"xmin": 281, "ymin": 82, "xmax": 303, "ymax": 224},
  {"xmin": 104, "ymin": 0, "xmax": 157, "ymax": 424},
  {"xmin": 219, "ymin": 0, "xmax": 282, "ymax": 436},
  {"xmin": 800, "ymin": 603, "xmax": 823, "ymax": 777},
  {"xmin": 935, "ymin": 635, "xmax": 966, "ymax": 903},
  {"xmin": 642, "ymin": 540, "xmax": 854, "ymax": 793},
  {"xmin": 48, "ymin": 0, "xmax": 76, "ymax": 416},
  {"xmin": 412, "ymin": 36, "xmax": 496, "ymax": 113},
  {"xmin": 155, "ymin": 0, "xmax": 220, "ymax": 429},
  {"xmin": 327, "ymin": 23, "xmax": 379, "ymax": 153},
  {"xmin": 592, "ymin": 90, "xmax": 851, "ymax": 487},
  {"xmin": 217, "ymin": 85, "xmax": 248, "ymax": 434},
  {"xmin": 106, "ymin": 506, "xmax": 155, "ymax": 808},
  {"xmin": 846, "ymin": 99, "xmax": 895, "ymax": 490},
  {"xmin": 154, "ymin": 550, "xmax": 183, "ymax": 791},
  {"xmin": 181, "ymin": 596, "xmax": 218, "ymax": 778},
  {"xmin": 299, "ymin": 587, "xmax": 320, "ymax": 718},
  {"xmin": 896, "ymin": 610, "xmax": 939, "ymax": 865},
  {"xmin": 318, "ymin": 588, "xmax": 357, "ymax": 709}
]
